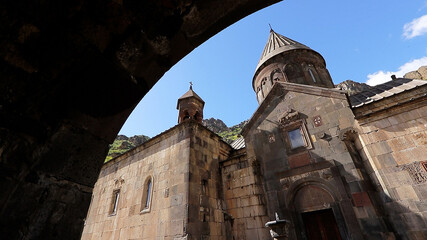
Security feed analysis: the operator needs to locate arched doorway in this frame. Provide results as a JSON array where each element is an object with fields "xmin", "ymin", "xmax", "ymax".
[
  {"xmin": 288, "ymin": 181, "xmax": 348, "ymax": 240},
  {"xmin": 294, "ymin": 185, "xmax": 342, "ymax": 240}
]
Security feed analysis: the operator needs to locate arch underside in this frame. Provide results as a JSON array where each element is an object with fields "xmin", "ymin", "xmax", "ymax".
[{"xmin": 0, "ymin": 0, "xmax": 280, "ymax": 239}]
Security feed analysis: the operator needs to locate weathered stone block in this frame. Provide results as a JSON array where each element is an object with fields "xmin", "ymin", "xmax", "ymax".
[
  {"xmin": 171, "ymin": 194, "xmax": 184, "ymax": 206},
  {"xmin": 376, "ymin": 153, "xmax": 397, "ymax": 169},
  {"xmin": 383, "ymin": 171, "xmax": 412, "ymax": 188},
  {"xmin": 396, "ymin": 135, "xmax": 417, "ymax": 149},
  {"xmin": 370, "ymin": 142, "xmax": 393, "ymax": 156},
  {"xmin": 288, "ymin": 152, "xmax": 311, "ymax": 168},
  {"xmin": 169, "ymin": 219, "xmax": 184, "ymax": 236},
  {"xmin": 353, "ymin": 206, "xmax": 368, "ymax": 219},
  {"xmin": 395, "ymin": 185, "xmax": 419, "ymax": 201},
  {"xmin": 352, "ymin": 192, "xmax": 372, "ymax": 207}
]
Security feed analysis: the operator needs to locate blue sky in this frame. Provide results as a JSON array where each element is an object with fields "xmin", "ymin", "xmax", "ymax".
[{"xmin": 119, "ymin": 0, "xmax": 427, "ymax": 137}]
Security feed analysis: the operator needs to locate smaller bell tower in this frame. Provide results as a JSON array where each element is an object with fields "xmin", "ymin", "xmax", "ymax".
[{"xmin": 177, "ymin": 83, "xmax": 205, "ymax": 124}]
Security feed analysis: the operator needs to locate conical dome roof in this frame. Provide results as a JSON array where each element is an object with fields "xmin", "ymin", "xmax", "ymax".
[{"xmin": 255, "ymin": 29, "xmax": 312, "ymax": 73}]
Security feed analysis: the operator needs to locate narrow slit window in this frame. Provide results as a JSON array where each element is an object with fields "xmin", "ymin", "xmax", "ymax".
[
  {"xmin": 308, "ymin": 68, "xmax": 317, "ymax": 82},
  {"xmin": 201, "ymin": 179, "xmax": 207, "ymax": 195},
  {"xmin": 110, "ymin": 189, "xmax": 120, "ymax": 215},
  {"xmin": 144, "ymin": 179, "xmax": 152, "ymax": 209}
]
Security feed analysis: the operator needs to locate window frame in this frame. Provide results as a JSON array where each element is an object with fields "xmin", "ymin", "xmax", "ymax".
[
  {"xmin": 280, "ymin": 117, "xmax": 313, "ymax": 155},
  {"xmin": 288, "ymin": 127, "xmax": 307, "ymax": 149},
  {"xmin": 140, "ymin": 176, "xmax": 154, "ymax": 214},
  {"xmin": 109, "ymin": 189, "xmax": 120, "ymax": 216}
]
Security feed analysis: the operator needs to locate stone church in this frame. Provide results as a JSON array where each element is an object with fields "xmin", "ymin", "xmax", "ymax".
[{"xmin": 81, "ymin": 29, "xmax": 427, "ymax": 240}]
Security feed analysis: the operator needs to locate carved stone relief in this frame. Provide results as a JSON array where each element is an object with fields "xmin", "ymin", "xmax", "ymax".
[
  {"xmin": 400, "ymin": 162, "xmax": 427, "ymax": 184},
  {"xmin": 278, "ymin": 109, "xmax": 300, "ymax": 126}
]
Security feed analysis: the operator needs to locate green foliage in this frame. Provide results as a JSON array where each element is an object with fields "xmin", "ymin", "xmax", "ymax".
[
  {"xmin": 218, "ymin": 126, "xmax": 242, "ymax": 144},
  {"xmin": 104, "ymin": 135, "xmax": 150, "ymax": 163},
  {"xmin": 104, "ymin": 120, "xmax": 246, "ymax": 163}
]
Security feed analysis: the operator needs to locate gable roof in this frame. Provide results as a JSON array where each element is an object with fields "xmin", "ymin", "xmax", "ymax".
[
  {"xmin": 349, "ymin": 78, "xmax": 427, "ymax": 108},
  {"xmin": 242, "ymin": 82, "xmax": 347, "ymax": 136}
]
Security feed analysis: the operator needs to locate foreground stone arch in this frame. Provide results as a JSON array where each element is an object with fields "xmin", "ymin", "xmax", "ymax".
[{"xmin": 0, "ymin": 0, "xmax": 279, "ymax": 238}]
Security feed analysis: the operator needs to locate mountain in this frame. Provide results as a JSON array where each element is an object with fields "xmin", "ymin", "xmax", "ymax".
[
  {"xmin": 105, "ymin": 134, "xmax": 150, "ymax": 162},
  {"xmin": 335, "ymin": 66, "xmax": 427, "ymax": 96},
  {"xmin": 203, "ymin": 118, "xmax": 248, "ymax": 144},
  {"xmin": 105, "ymin": 119, "xmax": 248, "ymax": 162},
  {"xmin": 202, "ymin": 118, "xmax": 228, "ymax": 133}
]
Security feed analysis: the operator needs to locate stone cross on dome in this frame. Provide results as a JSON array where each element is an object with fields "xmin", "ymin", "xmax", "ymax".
[{"xmin": 189, "ymin": 81, "xmax": 193, "ymax": 90}]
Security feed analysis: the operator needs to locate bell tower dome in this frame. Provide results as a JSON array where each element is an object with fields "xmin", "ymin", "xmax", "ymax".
[
  {"xmin": 253, "ymin": 29, "xmax": 334, "ymax": 104},
  {"xmin": 177, "ymin": 83, "xmax": 205, "ymax": 124}
]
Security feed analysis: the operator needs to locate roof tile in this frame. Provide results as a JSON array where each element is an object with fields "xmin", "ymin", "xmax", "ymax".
[{"xmin": 349, "ymin": 78, "xmax": 427, "ymax": 108}]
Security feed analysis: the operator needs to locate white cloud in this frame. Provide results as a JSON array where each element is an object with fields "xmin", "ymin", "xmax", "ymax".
[
  {"xmin": 403, "ymin": 15, "xmax": 427, "ymax": 39},
  {"xmin": 366, "ymin": 56, "xmax": 427, "ymax": 86}
]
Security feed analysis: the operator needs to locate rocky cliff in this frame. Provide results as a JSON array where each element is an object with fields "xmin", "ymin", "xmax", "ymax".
[
  {"xmin": 105, "ymin": 135, "xmax": 150, "ymax": 162},
  {"xmin": 106, "ymin": 119, "xmax": 248, "ymax": 162},
  {"xmin": 202, "ymin": 118, "xmax": 229, "ymax": 133},
  {"xmin": 336, "ymin": 80, "xmax": 372, "ymax": 96},
  {"xmin": 203, "ymin": 118, "xmax": 248, "ymax": 144},
  {"xmin": 403, "ymin": 66, "xmax": 427, "ymax": 80}
]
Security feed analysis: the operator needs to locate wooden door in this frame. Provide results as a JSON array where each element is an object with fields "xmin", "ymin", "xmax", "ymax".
[{"xmin": 301, "ymin": 209, "xmax": 342, "ymax": 240}]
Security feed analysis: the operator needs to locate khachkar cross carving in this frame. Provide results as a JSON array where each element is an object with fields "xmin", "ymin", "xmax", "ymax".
[{"xmin": 401, "ymin": 162, "xmax": 427, "ymax": 184}]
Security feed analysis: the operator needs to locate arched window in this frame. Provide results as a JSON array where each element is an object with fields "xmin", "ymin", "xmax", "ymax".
[
  {"xmin": 284, "ymin": 64, "xmax": 304, "ymax": 82},
  {"xmin": 109, "ymin": 189, "xmax": 120, "ymax": 216},
  {"xmin": 271, "ymin": 69, "xmax": 285, "ymax": 82},
  {"xmin": 256, "ymin": 86, "xmax": 263, "ymax": 103},
  {"xmin": 194, "ymin": 111, "xmax": 200, "ymax": 121},
  {"xmin": 262, "ymin": 77, "xmax": 272, "ymax": 96},
  {"xmin": 141, "ymin": 177, "xmax": 153, "ymax": 213},
  {"xmin": 144, "ymin": 179, "xmax": 152, "ymax": 208},
  {"xmin": 183, "ymin": 111, "xmax": 190, "ymax": 120}
]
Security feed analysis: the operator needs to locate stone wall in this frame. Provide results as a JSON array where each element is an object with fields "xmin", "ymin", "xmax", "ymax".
[
  {"xmin": 82, "ymin": 121, "xmax": 236, "ymax": 240},
  {"xmin": 242, "ymin": 82, "xmax": 392, "ymax": 239},
  {"xmin": 186, "ymin": 124, "xmax": 232, "ymax": 239},
  {"xmin": 220, "ymin": 149, "xmax": 270, "ymax": 240},
  {"xmin": 81, "ymin": 123, "xmax": 192, "ymax": 240},
  {"xmin": 356, "ymin": 103, "xmax": 427, "ymax": 239}
]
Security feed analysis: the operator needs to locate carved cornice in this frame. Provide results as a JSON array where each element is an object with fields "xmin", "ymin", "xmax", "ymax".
[{"xmin": 279, "ymin": 109, "xmax": 300, "ymax": 126}]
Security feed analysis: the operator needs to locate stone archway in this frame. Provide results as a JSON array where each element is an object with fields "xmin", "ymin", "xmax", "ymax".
[
  {"xmin": 293, "ymin": 185, "xmax": 334, "ymax": 212},
  {"xmin": 293, "ymin": 185, "xmax": 343, "ymax": 240},
  {"xmin": 285, "ymin": 178, "xmax": 349, "ymax": 240},
  {"xmin": 0, "ymin": 1, "xmax": 279, "ymax": 239}
]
